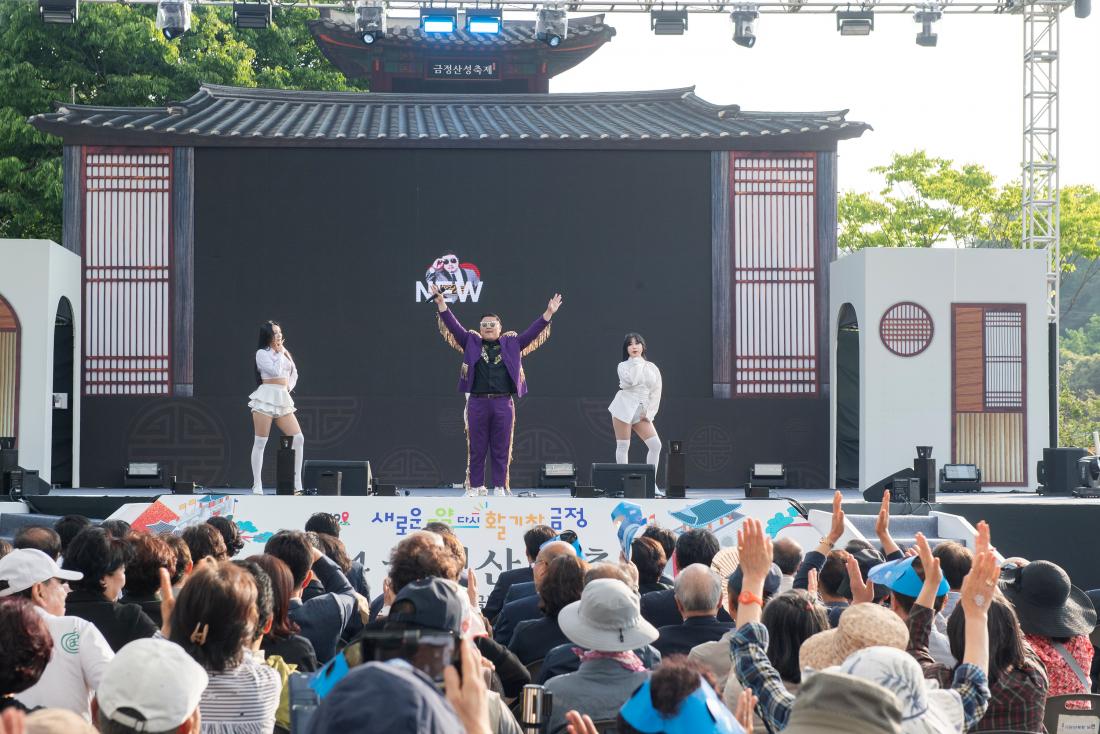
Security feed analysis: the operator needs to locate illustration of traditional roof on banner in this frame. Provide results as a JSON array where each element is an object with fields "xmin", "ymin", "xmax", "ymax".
[
  {"xmin": 669, "ymin": 498, "xmax": 744, "ymax": 529},
  {"xmin": 29, "ymin": 84, "xmax": 871, "ymax": 150}
]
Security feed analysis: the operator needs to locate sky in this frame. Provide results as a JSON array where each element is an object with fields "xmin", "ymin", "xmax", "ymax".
[{"xmin": 549, "ymin": 8, "xmax": 1099, "ymax": 196}]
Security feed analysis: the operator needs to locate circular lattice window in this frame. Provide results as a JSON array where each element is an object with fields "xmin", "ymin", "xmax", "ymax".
[{"xmin": 879, "ymin": 302, "xmax": 934, "ymax": 357}]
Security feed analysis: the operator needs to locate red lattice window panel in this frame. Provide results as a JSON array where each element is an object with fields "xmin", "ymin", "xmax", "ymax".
[
  {"xmin": 730, "ymin": 153, "xmax": 818, "ymax": 396},
  {"xmin": 82, "ymin": 148, "xmax": 173, "ymax": 396},
  {"xmin": 879, "ymin": 302, "xmax": 934, "ymax": 357}
]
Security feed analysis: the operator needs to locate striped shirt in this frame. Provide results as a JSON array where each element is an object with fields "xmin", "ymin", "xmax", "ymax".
[{"xmin": 199, "ymin": 650, "xmax": 281, "ymax": 734}]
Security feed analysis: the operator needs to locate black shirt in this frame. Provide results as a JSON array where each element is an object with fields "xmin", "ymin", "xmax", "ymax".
[{"xmin": 471, "ymin": 341, "xmax": 515, "ymax": 395}]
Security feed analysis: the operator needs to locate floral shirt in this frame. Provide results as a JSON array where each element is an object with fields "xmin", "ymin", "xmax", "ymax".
[{"xmin": 1025, "ymin": 634, "xmax": 1093, "ymax": 697}]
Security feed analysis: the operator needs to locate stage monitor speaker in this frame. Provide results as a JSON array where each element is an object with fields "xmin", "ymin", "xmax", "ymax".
[
  {"xmin": 666, "ymin": 447, "xmax": 686, "ymax": 499},
  {"xmin": 276, "ymin": 442, "xmax": 295, "ymax": 495},
  {"xmin": 302, "ymin": 460, "xmax": 372, "ymax": 496},
  {"xmin": 316, "ymin": 471, "xmax": 342, "ymax": 496},
  {"xmin": 744, "ymin": 485, "xmax": 770, "ymax": 498},
  {"xmin": 6, "ymin": 468, "xmax": 46, "ymax": 498},
  {"xmin": 1037, "ymin": 447, "xmax": 1087, "ymax": 494},
  {"xmin": 373, "ymin": 483, "xmax": 398, "ymax": 496},
  {"xmin": 592, "ymin": 463, "xmax": 656, "ymax": 499},
  {"xmin": 914, "ymin": 457, "xmax": 937, "ymax": 503},
  {"xmin": 172, "ymin": 480, "xmax": 196, "ymax": 495},
  {"xmin": 0, "ymin": 443, "xmax": 17, "ymax": 476},
  {"xmin": 862, "ymin": 468, "xmax": 916, "ymax": 502},
  {"xmin": 571, "ymin": 485, "xmax": 600, "ymax": 498}
]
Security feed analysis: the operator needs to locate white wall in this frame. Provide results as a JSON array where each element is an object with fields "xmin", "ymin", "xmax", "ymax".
[
  {"xmin": 829, "ymin": 248, "xmax": 1048, "ymax": 490},
  {"xmin": 0, "ymin": 240, "xmax": 81, "ymax": 485}
]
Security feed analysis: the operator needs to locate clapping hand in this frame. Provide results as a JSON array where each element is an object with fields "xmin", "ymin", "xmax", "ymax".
[{"xmin": 845, "ymin": 554, "xmax": 875, "ymax": 604}]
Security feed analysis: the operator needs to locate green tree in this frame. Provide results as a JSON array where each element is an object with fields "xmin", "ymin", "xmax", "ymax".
[
  {"xmin": 0, "ymin": 1, "xmax": 360, "ymax": 242},
  {"xmin": 838, "ymin": 151, "xmax": 1100, "ymax": 318},
  {"xmin": 1062, "ymin": 314, "xmax": 1100, "ymax": 357}
]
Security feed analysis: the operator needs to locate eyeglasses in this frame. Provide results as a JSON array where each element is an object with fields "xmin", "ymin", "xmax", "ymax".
[
  {"xmin": 480, "ymin": 321, "xmax": 499, "ymax": 329},
  {"xmin": 441, "ymin": 257, "xmax": 459, "ymax": 264}
]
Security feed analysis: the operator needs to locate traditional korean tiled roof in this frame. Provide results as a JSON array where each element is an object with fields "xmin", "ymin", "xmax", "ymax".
[
  {"xmin": 29, "ymin": 84, "xmax": 871, "ymax": 149},
  {"xmin": 669, "ymin": 499, "xmax": 744, "ymax": 527}
]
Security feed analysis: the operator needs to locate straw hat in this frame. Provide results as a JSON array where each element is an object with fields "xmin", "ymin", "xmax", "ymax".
[{"xmin": 799, "ymin": 602, "xmax": 908, "ymax": 671}]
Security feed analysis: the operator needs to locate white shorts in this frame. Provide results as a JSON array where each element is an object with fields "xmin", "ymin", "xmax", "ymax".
[{"xmin": 248, "ymin": 384, "xmax": 296, "ymax": 418}]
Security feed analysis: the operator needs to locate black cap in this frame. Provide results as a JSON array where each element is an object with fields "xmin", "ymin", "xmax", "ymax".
[{"xmin": 389, "ymin": 578, "xmax": 464, "ymax": 636}]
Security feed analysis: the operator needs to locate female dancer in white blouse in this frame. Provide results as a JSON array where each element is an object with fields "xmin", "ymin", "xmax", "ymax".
[
  {"xmin": 608, "ymin": 333, "xmax": 663, "ymax": 474},
  {"xmin": 248, "ymin": 321, "xmax": 304, "ymax": 494}
]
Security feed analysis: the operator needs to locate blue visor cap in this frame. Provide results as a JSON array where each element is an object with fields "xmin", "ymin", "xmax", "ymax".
[
  {"xmin": 867, "ymin": 555, "xmax": 949, "ymax": 598},
  {"xmin": 620, "ymin": 677, "xmax": 745, "ymax": 734}
]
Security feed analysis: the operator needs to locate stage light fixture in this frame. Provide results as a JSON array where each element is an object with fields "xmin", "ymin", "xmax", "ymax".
[
  {"xmin": 535, "ymin": 6, "xmax": 567, "ymax": 47},
  {"xmin": 156, "ymin": 0, "xmax": 192, "ymax": 39},
  {"xmin": 123, "ymin": 462, "xmax": 166, "ymax": 489},
  {"xmin": 356, "ymin": 0, "xmax": 386, "ymax": 43},
  {"xmin": 466, "ymin": 8, "xmax": 502, "ymax": 33},
  {"xmin": 39, "ymin": 0, "xmax": 78, "ymax": 24},
  {"xmin": 914, "ymin": 4, "xmax": 941, "ymax": 47},
  {"xmin": 836, "ymin": 9, "xmax": 874, "ymax": 35},
  {"xmin": 420, "ymin": 7, "xmax": 457, "ymax": 33},
  {"xmin": 1075, "ymin": 0, "xmax": 1090, "ymax": 18},
  {"xmin": 749, "ymin": 463, "xmax": 787, "ymax": 488},
  {"xmin": 233, "ymin": 1, "xmax": 272, "ymax": 29},
  {"xmin": 650, "ymin": 9, "xmax": 688, "ymax": 35},
  {"xmin": 939, "ymin": 463, "xmax": 982, "ymax": 493},
  {"xmin": 730, "ymin": 6, "xmax": 759, "ymax": 48}
]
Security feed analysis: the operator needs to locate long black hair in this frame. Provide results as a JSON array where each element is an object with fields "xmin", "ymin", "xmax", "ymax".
[
  {"xmin": 255, "ymin": 321, "xmax": 280, "ymax": 385},
  {"xmin": 622, "ymin": 333, "xmax": 648, "ymax": 361},
  {"xmin": 947, "ymin": 595, "xmax": 1028, "ymax": 686}
]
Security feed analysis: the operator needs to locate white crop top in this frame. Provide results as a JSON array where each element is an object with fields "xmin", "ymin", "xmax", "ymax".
[{"xmin": 255, "ymin": 348, "xmax": 298, "ymax": 391}]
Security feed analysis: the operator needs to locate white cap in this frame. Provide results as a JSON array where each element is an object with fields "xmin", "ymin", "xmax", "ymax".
[
  {"xmin": 97, "ymin": 638, "xmax": 209, "ymax": 731},
  {"xmin": 0, "ymin": 548, "xmax": 83, "ymax": 596}
]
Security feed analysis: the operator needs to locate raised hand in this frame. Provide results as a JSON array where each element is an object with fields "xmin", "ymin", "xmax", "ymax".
[
  {"xmin": 466, "ymin": 566, "xmax": 480, "ymax": 611},
  {"xmin": 565, "ymin": 711, "xmax": 599, "ymax": 734},
  {"xmin": 845, "ymin": 555, "xmax": 874, "ymax": 604},
  {"xmin": 974, "ymin": 520, "xmax": 992, "ymax": 557},
  {"xmin": 546, "ymin": 294, "xmax": 563, "ymax": 316},
  {"xmin": 827, "ymin": 490, "xmax": 846, "ymax": 545},
  {"xmin": 735, "ymin": 689, "xmax": 758, "ymax": 732},
  {"xmin": 914, "ymin": 532, "xmax": 944, "ymax": 609},
  {"xmin": 960, "ymin": 549, "xmax": 999, "ymax": 619},
  {"xmin": 807, "ymin": 568, "xmax": 820, "ymax": 599},
  {"xmin": 876, "ymin": 490, "xmax": 900, "ymax": 555},
  {"xmin": 158, "ymin": 567, "xmax": 176, "ymax": 637},
  {"xmin": 736, "ymin": 517, "xmax": 774, "ymax": 583}
]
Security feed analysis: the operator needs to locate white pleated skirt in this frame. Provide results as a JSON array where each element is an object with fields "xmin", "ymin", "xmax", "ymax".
[{"xmin": 248, "ymin": 384, "xmax": 296, "ymax": 418}]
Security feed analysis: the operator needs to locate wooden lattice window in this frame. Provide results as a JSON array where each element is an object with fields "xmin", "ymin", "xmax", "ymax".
[
  {"xmin": 82, "ymin": 147, "xmax": 173, "ymax": 396},
  {"xmin": 984, "ymin": 309, "xmax": 1024, "ymax": 410},
  {"xmin": 0, "ymin": 295, "xmax": 18, "ymax": 439},
  {"xmin": 730, "ymin": 153, "xmax": 818, "ymax": 396},
  {"xmin": 879, "ymin": 302, "xmax": 934, "ymax": 357}
]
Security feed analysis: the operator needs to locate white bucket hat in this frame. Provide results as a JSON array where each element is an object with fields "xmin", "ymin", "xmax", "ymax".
[
  {"xmin": 558, "ymin": 578, "xmax": 659, "ymax": 653},
  {"xmin": 830, "ymin": 646, "xmax": 965, "ymax": 734}
]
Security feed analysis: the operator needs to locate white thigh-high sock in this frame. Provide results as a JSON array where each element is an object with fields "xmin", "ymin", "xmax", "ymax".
[
  {"xmin": 292, "ymin": 433, "xmax": 305, "ymax": 491},
  {"xmin": 251, "ymin": 436, "xmax": 268, "ymax": 491},
  {"xmin": 644, "ymin": 435, "xmax": 662, "ymax": 471},
  {"xmin": 615, "ymin": 439, "xmax": 630, "ymax": 464}
]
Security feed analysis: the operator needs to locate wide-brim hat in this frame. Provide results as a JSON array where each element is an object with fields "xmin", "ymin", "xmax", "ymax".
[
  {"xmin": 558, "ymin": 578, "xmax": 658, "ymax": 653},
  {"xmin": 999, "ymin": 560, "xmax": 1097, "ymax": 639},
  {"xmin": 799, "ymin": 603, "xmax": 909, "ymax": 671},
  {"xmin": 1086, "ymin": 590, "xmax": 1100, "ymax": 647}
]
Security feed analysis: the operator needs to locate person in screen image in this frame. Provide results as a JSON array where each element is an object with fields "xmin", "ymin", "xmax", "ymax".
[{"xmin": 426, "ymin": 252, "xmax": 481, "ymax": 303}]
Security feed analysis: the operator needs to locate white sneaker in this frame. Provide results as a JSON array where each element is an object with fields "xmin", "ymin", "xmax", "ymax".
[
  {"xmin": 493, "ymin": 487, "xmax": 510, "ymax": 496},
  {"xmin": 477, "ymin": 486, "xmax": 488, "ymax": 496},
  {"xmin": 465, "ymin": 486, "xmax": 480, "ymax": 497},
  {"xmin": 251, "ymin": 486, "xmax": 264, "ymax": 496}
]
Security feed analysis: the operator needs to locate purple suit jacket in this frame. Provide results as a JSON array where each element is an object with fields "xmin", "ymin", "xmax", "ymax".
[{"xmin": 439, "ymin": 308, "xmax": 550, "ymax": 398}]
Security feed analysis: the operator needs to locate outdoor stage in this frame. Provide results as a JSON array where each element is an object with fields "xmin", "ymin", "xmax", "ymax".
[{"xmin": 7, "ymin": 486, "xmax": 1100, "ymax": 591}]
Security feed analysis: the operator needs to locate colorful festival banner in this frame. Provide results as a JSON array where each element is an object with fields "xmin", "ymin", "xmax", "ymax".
[{"xmin": 126, "ymin": 496, "xmax": 818, "ymax": 603}]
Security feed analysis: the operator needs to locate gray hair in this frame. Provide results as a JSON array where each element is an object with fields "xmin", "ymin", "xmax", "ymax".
[{"xmin": 674, "ymin": 564, "xmax": 721, "ymax": 613}]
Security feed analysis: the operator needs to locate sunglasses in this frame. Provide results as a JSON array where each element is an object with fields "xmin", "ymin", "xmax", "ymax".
[
  {"xmin": 441, "ymin": 257, "xmax": 459, "ymax": 265},
  {"xmin": 480, "ymin": 321, "xmax": 499, "ymax": 329}
]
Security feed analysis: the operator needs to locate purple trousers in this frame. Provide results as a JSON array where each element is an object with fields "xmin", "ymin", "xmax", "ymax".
[{"xmin": 466, "ymin": 395, "xmax": 515, "ymax": 488}]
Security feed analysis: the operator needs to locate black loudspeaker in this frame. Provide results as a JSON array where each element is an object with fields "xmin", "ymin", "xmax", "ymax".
[
  {"xmin": 373, "ymin": 483, "xmax": 398, "ymax": 496},
  {"xmin": 745, "ymin": 485, "xmax": 770, "ymax": 498},
  {"xmin": 0, "ymin": 444, "xmax": 17, "ymax": 475},
  {"xmin": 316, "ymin": 471, "xmax": 342, "ymax": 496},
  {"xmin": 914, "ymin": 457, "xmax": 937, "ymax": 503},
  {"xmin": 570, "ymin": 485, "xmax": 600, "ymax": 498},
  {"xmin": 276, "ymin": 441, "xmax": 296, "ymax": 495},
  {"xmin": 1037, "ymin": 447, "xmax": 1088, "ymax": 494},
  {"xmin": 666, "ymin": 446, "xmax": 686, "ymax": 499},
  {"xmin": 6, "ymin": 468, "xmax": 46, "ymax": 497},
  {"xmin": 171, "ymin": 477, "xmax": 196, "ymax": 495},
  {"xmin": 592, "ymin": 463, "xmax": 656, "ymax": 498},
  {"xmin": 862, "ymin": 468, "xmax": 916, "ymax": 502}
]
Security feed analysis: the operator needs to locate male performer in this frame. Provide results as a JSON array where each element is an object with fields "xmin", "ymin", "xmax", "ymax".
[{"xmin": 431, "ymin": 284, "xmax": 562, "ymax": 497}]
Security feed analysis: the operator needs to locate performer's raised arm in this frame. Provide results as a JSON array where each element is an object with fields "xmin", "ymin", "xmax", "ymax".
[
  {"xmin": 518, "ymin": 293, "xmax": 562, "ymax": 352},
  {"xmin": 432, "ymin": 284, "xmax": 471, "ymax": 350}
]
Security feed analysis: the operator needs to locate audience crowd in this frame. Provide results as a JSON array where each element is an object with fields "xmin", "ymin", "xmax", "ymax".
[{"xmin": 0, "ymin": 489, "xmax": 1096, "ymax": 734}]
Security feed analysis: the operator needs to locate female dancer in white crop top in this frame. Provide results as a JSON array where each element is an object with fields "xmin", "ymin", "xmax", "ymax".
[
  {"xmin": 608, "ymin": 333, "xmax": 663, "ymax": 475},
  {"xmin": 248, "ymin": 321, "xmax": 304, "ymax": 494}
]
